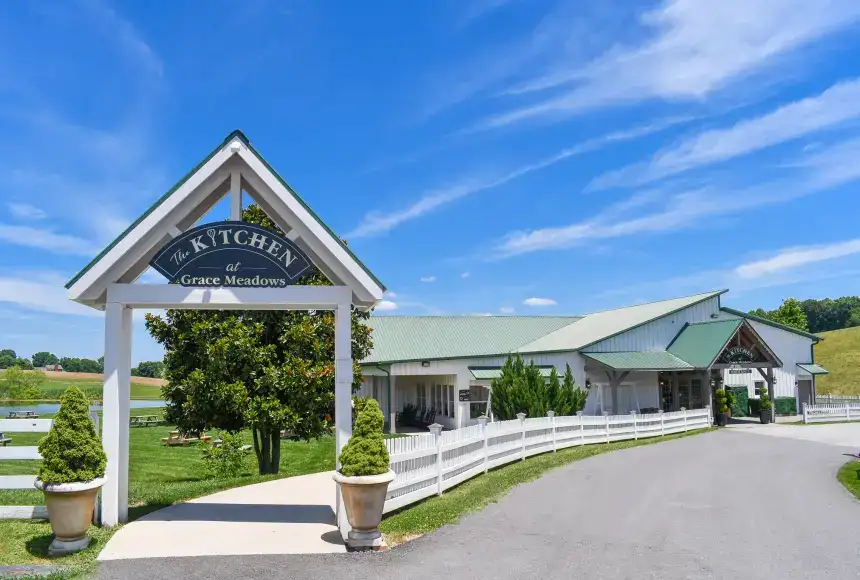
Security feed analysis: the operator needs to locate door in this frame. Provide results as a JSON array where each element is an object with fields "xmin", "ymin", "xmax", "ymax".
[{"xmin": 798, "ymin": 379, "xmax": 813, "ymax": 410}]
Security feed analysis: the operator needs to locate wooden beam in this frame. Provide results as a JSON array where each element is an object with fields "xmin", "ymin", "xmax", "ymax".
[{"xmin": 230, "ymin": 171, "xmax": 242, "ymax": 221}]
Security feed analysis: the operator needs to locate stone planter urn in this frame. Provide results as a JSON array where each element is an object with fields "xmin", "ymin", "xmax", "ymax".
[
  {"xmin": 333, "ymin": 469, "xmax": 395, "ymax": 550},
  {"xmin": 34, "ymin": 477, "xmax": 106, "ymax": 556}
]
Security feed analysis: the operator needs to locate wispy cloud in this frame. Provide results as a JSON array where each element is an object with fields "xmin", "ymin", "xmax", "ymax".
[
  {"xmin": 0, "ymin": 224, "xmax": 99, "ymax": 256},
  {"xmin": 494, "ymin": 136, "xmax": 860, "ymax": 257},
  {"xmin": 375, "ymin": 299, "xmax": 399, "ymax": 311},
  {"xmin": 735, "ymin": 238, "xmax": 860, "ymax": 279},
  {"xmin": 80, "ymin": 0, "xmax": 164, "ymax": 77},
  {"xmin": 347, "ymin": 118, "xmax": 687, "ymax": 237},
  {"xmin": 477, "ymin": 0, "xmax": 860, "ymax": 130},
  {"xmin": 590, "ymin": 78, "xmax": 860, "ymax": 190},
  {"xmin": 8, "ymin": 203, "xmax": 47, "ymax": 220},
  {"xmin": 0, "ymin": 272, "xmax": 101, "ymax": 317},
  {"xmin": 523, "ymin": 297, "xmax": 557, "ymax": 306},
  {"xmin": 500, "ymin": 306, "xmax": 516, "ymax": 314},
  {"xmin": 460, "ymin": 272, "xmax": 471, "ymax": 279},
  {"xmin": 420, "ymin": 275, "xmax": 437, "ymax": 283}
]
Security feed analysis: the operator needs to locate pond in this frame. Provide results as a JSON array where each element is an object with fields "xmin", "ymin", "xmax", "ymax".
[{"xmin": 0, "ymin": 400, "xmax": 166, "ymax": 416}]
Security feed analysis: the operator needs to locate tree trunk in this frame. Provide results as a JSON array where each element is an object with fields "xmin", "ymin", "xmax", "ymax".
[
  {"xmin": 270, "ymin": 429, "xmax": 281, "ymax": 475},
  {"xmin": 251, "ymin": 426, "xmax": 281, "ymax": 475}
]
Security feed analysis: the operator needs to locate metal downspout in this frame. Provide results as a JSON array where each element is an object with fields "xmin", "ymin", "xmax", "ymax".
[{"xmin": 376, "ymin": 365, "xmax": 392, "ymax": 433}]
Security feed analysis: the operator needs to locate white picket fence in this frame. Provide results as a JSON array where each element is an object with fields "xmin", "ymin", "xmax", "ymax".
[
  {"xmin": 0, "ymin": 414, "xmax": 99, "ymax": 519},
  {"xmin": 802, "ymin": 402, "xmax": 860, "ymax": 424},
  {"xmin": 815, "ymin": 394, "xmax": 860, "ymax": 404},
  {"xmin": 383, "ymin": 407, "xmax": 711, "ymax": 513}
]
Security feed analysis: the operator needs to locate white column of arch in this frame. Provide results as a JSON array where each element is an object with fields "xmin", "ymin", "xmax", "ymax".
[{"xmin": 334, "ymin": 302, "xmax": 353, "ymax": 538}]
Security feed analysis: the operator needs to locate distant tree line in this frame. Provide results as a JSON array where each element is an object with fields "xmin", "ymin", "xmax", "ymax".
[
  {"xmin": 749, "ymin": 296, "xmax": 860, "ymax": 333},
  {"xmin": 1, "ymin": 348, "xmax": 164, "ymax": 379}
]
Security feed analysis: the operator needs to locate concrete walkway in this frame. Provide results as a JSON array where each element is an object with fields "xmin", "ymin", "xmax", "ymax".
[
  {"xmin": 98, "ymin": 471, "xmax": 345, "ymax": 561},
  {"xmin": 99, "ymin": 430, "xmax": 860, "ymax": 579}
]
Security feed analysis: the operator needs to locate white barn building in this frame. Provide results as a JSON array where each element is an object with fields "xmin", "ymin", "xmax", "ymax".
[{"xmin": 359, "ymin": 290, "xmax": 827, "ymax": 431}]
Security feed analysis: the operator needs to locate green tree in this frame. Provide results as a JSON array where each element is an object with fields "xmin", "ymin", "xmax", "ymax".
[
  {"xmin": 490, "ymin": 355, "xmax": 587, "ymax": 420},
  {"xmin": 847, "ymin": 307, "xmax": 860, "ymax": 328},
  {"xmin": 0, "ymin": 354, "xmax": 16, "ymax": 369},
  {"xmin": 132, "ymin": 360, "xmax": 165, "ymax": 378},
  {"xmin": 145, "ymin": 205, "xmax": 373, "ymax": 475},
  {"xmin": 32, "ymin": 352, "xmax": 59, "ymax": 368},
  {"xmin": 3, "ymin": 366, "xmax": 46, "ymax": 399},
  {"xmin": 0, "ymin": 349, "xmax": 16, "ymax": 359},
  {"xmin": 769, "ymin": 298, "xmax": 809, "ymax": 332},
  {"xmin": 38, "ymin": 386, "xmax": 106, "ymax": 484}
]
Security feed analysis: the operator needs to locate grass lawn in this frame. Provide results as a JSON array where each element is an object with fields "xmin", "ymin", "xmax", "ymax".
[
  {"xmin": 815, "ymin": 326, "xmax": 860, "ymax": 396},
  {"xmin": 0, "ymin": 408, "xmax": 335, "ymax": 577},
  {"xmin": 837, "ymin": 460, "xmax": 860, "ymax": 501},
  {"xmin": 0, "ymin": 376, "xmax": 163, "ymax": 402},
  {"xmin": 380, "ymin": 427, "xmax": 713, "ymax": 545}
]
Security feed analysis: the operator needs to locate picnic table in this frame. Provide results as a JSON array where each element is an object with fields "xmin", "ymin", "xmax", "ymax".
[
  {"xmin": 6, "ymin": 411, "xmax": 38, "ymax": 419},
  {"xmin": 161, "ymin": 430, "xmax": 212, "ymax": 446},
  {"xmin": 130, "ymin": 415, "xmax": 162, "ymax": 427}
]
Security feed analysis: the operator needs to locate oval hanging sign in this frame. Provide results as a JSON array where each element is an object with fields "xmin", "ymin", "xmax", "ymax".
[
  {"xmin": 722, "ymin": 346, "xmax": 756, "ymax": 364},
  {"xmin": 150, "ymin": 221, "xmax": 313, "ymax": 287}
]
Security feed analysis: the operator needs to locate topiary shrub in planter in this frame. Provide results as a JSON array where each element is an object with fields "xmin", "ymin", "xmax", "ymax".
[
  {"xmin": 759, "ymin": 384, "xmax": 773, "ymax": 424},
  {"xmin": 35, "ymin": 386, "xmax": 107, "ymax": 556},
  {"xmin": 333, "ymin": 398, "xmax": 394, "ymax": 550},
  {"xmin": 714, "ymin": 389, "xmax": 729, "ymax": 426},
  {"xmin": 774, "ymin": 397, "xmax": 797, "ymax": 416}
]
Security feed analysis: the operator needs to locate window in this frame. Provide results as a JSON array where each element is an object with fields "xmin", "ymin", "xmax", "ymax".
[
  {"xmin": 448, "ymin": 385, "xmax": 455, "ymax": 418},
  {"xmin": 754, "ymin": 381, "xmax": 764, "ymax": 397},
  {"xmin": 416, "ymin": 383, "xmax": 427, "ymax": 410},
  {"xmin": 691, "ymin": 379, "xmax": 703, "ymax": 409},
  {"xmin": 469, "ymin": 385, "xmax": 490, "ymax": 418}
]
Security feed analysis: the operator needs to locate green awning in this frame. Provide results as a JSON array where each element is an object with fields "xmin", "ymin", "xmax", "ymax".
[
  {"xmin": 667, "ymin": 319, "xmax": 743, "ymax": 368},
  {"xmin": 469, "ymin": 366, "xmax": 556, "ymax": 380},
  {"xmin": 797, "ymin": 363, "xmax": 829, "ymax": 375},
  {"xmin": 582, "ymin": 351, "xmax": 693, "ymax": 371}
]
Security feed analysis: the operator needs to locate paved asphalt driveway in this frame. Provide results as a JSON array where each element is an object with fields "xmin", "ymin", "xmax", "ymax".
[{"xmin": 98, "ymin": 429, "xmax": 860, "ymax": 580}]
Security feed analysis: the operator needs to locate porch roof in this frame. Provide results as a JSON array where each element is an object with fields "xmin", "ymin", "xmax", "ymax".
[
  {"xmin": 469, "ymin": 366, "xmax": 556, "ymax": 380},
  {"xmin": 797, "ymin": 363, "xmax": 829, "ymax": 375},
  {"xmin": 667, "ymin": 319, "xmax": 743, "ymax": 368},
  {"xmin": 582, "ymin": 351, "xmax": 694, "ymax": 371}
]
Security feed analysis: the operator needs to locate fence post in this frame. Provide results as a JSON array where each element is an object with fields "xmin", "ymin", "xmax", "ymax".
[
  {"xmin": 802, "ymin": 402, "xmax": 808, "ymax": 424},
  {"xmin": 547, "ymin": 410, "xmax": 557, "ymax": 452},
  {"xmin": 681, "ymin": 407, "xmax": 687, "ymax": 432},
  {"xmin": 517, "ymin": 412, "xmax": 526, "ymax": 461},
  {"xmin": 604, "ymin": 412, "xmax": 610, "ymax": 443},
  {"xmin": 631, "ymin": 411, "xmax": 638, "ymax": 440},
  {"xmin": 705, "ymin": 405, "xmax": 711, "ymax": 429},
  {"xmin": 477, "ymin": 415, "xmax": 489, "ymax": 473},
  {"xmin": 659, "ymin": 410, "xmax": 664, "ymax": 436},
  {"xmin": 577, "ymin": 411, "xmax": 584, "ymax": 445},
  {"xmin": 847, "ymin": 404, "xmax": 851, "ymax": 422},
  {"xmin": 429, "ymin": 423, "xmax": 443, "ymax": 496}
]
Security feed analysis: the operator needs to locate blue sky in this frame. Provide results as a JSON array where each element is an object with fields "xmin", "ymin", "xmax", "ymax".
[{"xmin": 2, "ymin": 0, "xmax": 860, "ymax": 364}]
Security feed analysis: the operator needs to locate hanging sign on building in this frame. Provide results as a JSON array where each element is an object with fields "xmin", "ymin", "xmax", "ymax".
[
  {"xmin": 150, "ymin": 221, "xmax": 313, "ymax": 287},
  {"xmin": 721, "ymin": 346, "xmax": 756, "ymax": 364}
]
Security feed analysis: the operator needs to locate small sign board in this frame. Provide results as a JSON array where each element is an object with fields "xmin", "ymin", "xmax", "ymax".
[
  {"xmin": 458, "ymin": 390, "xmax": 471, "ymax": 402},
  {"xmin": 721, "ymin": 346, "xmax": 756, "ymax": 364},
  {"xmin": 150, "ymin": 221, "xmax": 313, "ymax": 287}
]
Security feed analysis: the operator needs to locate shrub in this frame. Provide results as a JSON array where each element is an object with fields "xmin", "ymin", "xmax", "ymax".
[
  {"xmin": 338, "ymin": 398, "xmax": 389, "ymax": 477},
  {"xmin": 201, "ymin": 432, "xmax": 250, "ymax": 478},
  {"xmin": 726, "ymin": 386, "xmax": 748, "ymax": 417},
  {"xmin": 774, "ymin": 396, "xmax": 797, "ymax": 416},
  {"xmin": 37, "ymin": 386, "xmax": 106, "ymax": 484},
  {"xmin": 760, "ymin": 384, "xmax": 773, "ymax": 412},
  {"xmin": 715, "ymin": 389, "xmax": 729, "ymax": 414}
]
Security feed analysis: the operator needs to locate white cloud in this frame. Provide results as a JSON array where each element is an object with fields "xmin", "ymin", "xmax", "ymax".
[
  {"xmin": 735, "ymin": 239, "xmax": 860, "ymax": 279},
  {"xmin": 523, "ymin": 297, "xmax": 557, "ymax": 307},
  {"xmin": 347, "ymin": 118, "xmax": 685, "ymax": 237},
  {"xmin": 480, "ymin": 0, "xmax": 860, "ymax": 129},
  {"xmin": 0, "ymin": 224, "xmax": 99, "ymax": 256},
  {"xmin": 8, "ymin": 203, "xmax": 47, "ymax": 220},
  {"xmin": 420, "ymin": 276, "xmax": 437, "ymax": 283},
  {"xmin": 460, "ymin": 271, "xmax": 470, "ymax": 279},
  {"xmin": 591, "ymin": 79, "xmax": 860, "ymax": 190},
  {"xmin": 375, "ymin": 300, "xmax": 399, "ymax": 311},
  {"xmin": 0, "ymin": 273, "xmax": 101, "ymax": 317},
  {"xmin": 500, "ymin": 306, "xmax": 516, "ymax": 314},
  {"xmin": 494, "ymin": 136, "xmax": 860, "ymax": 258},
  {"xmin": 384, "ymin": 291, "xmax": 398, "ymax": 298}
]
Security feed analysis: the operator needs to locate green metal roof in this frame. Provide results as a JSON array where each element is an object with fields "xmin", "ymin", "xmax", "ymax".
[
  {"xmin": 720, "ymin": 307, "xmax": 821, "ymax": 342},
  {"xmin": 582, "ymin": 351, "xmax": 694, "ymax": 371},
  {"xmin": 797, "ymin": 363, "xmax": 829, "ymax": 375},
  {"xmin": 362, "ymin": 316, "xmax": 582, "ymax": 364},
  {"xmin": 66, "ymin": 130, "xmax": 385, "ymax": 292},
  {"xmin": 469, "ymin": 366, "xmax": 556, "ymax": 380},
  {"xmin": 667, "ymin": 319, "xmax": 743, "ymax": 368}
]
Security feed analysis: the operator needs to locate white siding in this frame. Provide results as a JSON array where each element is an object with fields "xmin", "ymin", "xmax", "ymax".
[
  {"xmin": 718, "ymin": 312, "xmax": 816, "ymax": 413},
  {"xmin": 585, "ymin": 297, "xmax": 721, "ymax": 352},
  {"xmin": 582, "ymin": 370, "xmax": 660, "ymax": 415}
]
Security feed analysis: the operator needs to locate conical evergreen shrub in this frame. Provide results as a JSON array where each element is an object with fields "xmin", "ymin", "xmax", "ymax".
[
  {"xmin": 338, "ymin": 398, "xmax": 390, "ymax": 477},
  {"xmin": 38, "ymin": 386, "xmax": 107, "ymax": 484}
]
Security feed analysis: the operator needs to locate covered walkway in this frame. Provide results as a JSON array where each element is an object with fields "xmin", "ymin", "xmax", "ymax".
[{"xmin": 98, "ymin": 471, "xmax": 345, "ymax": 561}]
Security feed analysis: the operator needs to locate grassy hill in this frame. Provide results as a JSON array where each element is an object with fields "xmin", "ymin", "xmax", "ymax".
[
  {"xmin": 815, "ymin": 326, "xmax": 860, "ymax": 396},
  {"xmin": 0, "ymin": 372, "xmax": 164, "ymax": 401}
]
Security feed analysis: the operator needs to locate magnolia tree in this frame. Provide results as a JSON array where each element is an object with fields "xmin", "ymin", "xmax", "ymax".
[
  {"xmin": 490, "ymin": 354, "xmax": 587, "ymax": 420},
  {"xmin": 146, "ymin": 205, "xmax": 373, "ymax": 475}
]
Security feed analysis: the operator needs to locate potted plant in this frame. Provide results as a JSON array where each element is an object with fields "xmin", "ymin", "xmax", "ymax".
[
  {"xmin": 714, "ymin": 389, "xmax": 729, "ymax": 427},
  {"xmin": 759, "ymin": 384, "xmax": 773, "ymax": 425},
  {"xmin": 34, "ymin": 386, "xmax": 107, "ymax": 556},
  {"xmin": 332, "ymin": 398, "xmax": 394, "ymax": 551}
]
